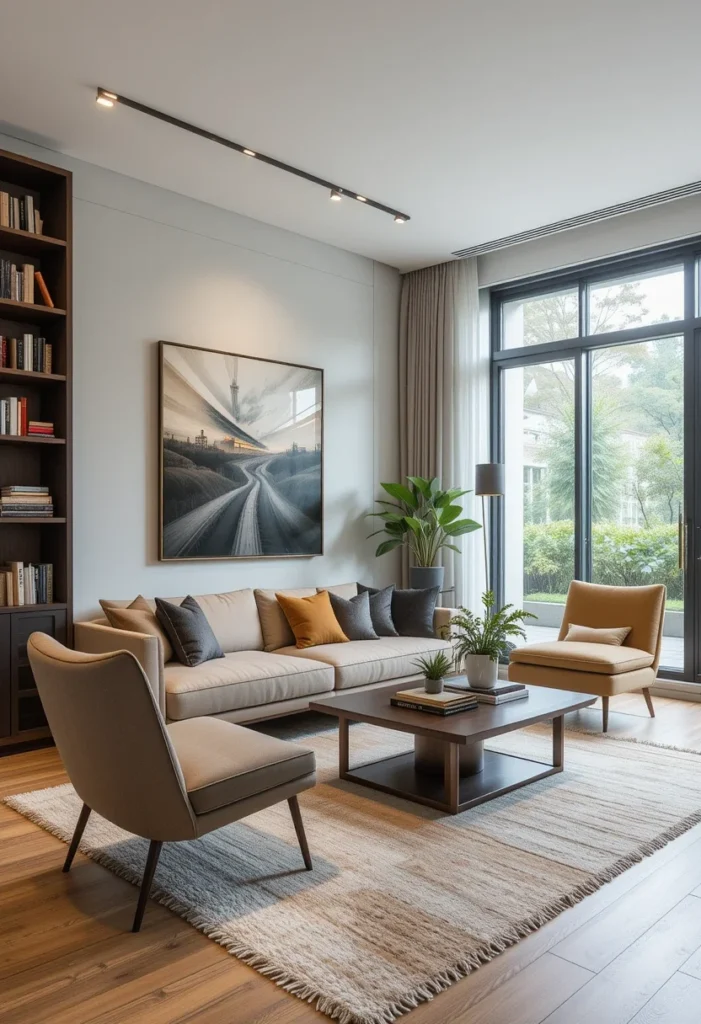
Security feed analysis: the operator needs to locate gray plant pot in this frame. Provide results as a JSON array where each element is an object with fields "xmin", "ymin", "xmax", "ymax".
[
  {"xmin": 424, "ymin": 676, "xmax": 444, "ymax": 695},
  {"xmin": 464, "ymin": 654, "xmax": 499, "ymax": 690},
  {"xmin": 409, "ymin": 565, "xmax": 445, "ymax": 591}
]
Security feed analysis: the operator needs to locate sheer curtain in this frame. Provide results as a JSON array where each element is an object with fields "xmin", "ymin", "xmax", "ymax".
[{"xmin": 398, "ymin": 258, "xmax": 489, "ymax": 610}]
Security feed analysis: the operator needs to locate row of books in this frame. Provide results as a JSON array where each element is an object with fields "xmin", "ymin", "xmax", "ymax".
[
  {"xmin": 0, "ymin": 261, "xmax": 54, "ymax": 307},
  {"xmin": 0, "ymin": 485, "xmax": 53, "ymax": 518},
  {"xmin": 0, "ymin": 192, "xmax": 43, "ymax": 234},
  {"xmin": 0, "ymin": 335, "xmax": 53, "ymax": 374},
  {"xmin": 0, "ymin": 397, "xmax": 55, "ymax": 436},
  {"xmin": 391, "ymin": 680, "xmax": 529, "ymax": 716},
  {"xmin": 0, "ymin": 561, "xmax": 53, "ymax": 606}
]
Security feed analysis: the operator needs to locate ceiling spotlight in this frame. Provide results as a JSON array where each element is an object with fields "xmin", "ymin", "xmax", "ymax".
[
  {"xmin": 96, "ymin": 89, "xmax": 117, "ymax": 108},
  {"xmin": 330, "ymin": 188, "xmax": 343, "ymax": 201},
  {"xmin": 243, "ymin": 149, "xmax": 256, "ymax": 157},
  {"xmin": 394, "ymin": 215, "xmax": 406, "ymax": 224},
  {"xmin": 356, "ymin": 195, "xmax": 367, "ymax": 203}
]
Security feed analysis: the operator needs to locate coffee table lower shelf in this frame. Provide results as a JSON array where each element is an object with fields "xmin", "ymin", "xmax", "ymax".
[{"xmin": 344, "ymin": 748, "xmax": 561, "ymax": 814}]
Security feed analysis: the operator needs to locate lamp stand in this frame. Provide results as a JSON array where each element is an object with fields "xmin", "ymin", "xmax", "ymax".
[{"xmin": 481, "ymin": 494, "xmax": 490, "ymax": 595}]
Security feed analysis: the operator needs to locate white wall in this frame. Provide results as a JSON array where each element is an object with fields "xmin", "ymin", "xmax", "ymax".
[{"xmin": 0, "ymin": 133, "xmax": 401, "ymax": 618}]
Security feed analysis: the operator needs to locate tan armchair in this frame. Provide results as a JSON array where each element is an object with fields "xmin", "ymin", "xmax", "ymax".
[
  {"xmin": 27, "ymin": 633, "xmax": 316, "ymax": 932},
  {"xmin": 508, "ymin": 581, "xmax": 666, "ymax": 732}
]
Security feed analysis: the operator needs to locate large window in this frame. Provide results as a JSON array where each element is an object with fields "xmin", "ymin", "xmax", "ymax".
[{"xmin": 492, "ymin": 247, "xmax": 701, "ymax": 680}]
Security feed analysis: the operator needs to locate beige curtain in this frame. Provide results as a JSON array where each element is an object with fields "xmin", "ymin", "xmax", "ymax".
[{"xmin": 399, "ymin": 258, "xmax": 488, "ymax": 609}]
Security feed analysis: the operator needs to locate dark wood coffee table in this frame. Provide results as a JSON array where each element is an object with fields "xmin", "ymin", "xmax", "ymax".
[{"xmin": 309, "ymin": 684, "xmax": 596, "ymax": 814}]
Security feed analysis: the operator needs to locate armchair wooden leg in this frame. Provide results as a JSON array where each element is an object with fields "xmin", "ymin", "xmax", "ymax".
[
  {"xmin": 63, "ymin": 803, "xmax": 91, "ymax": 873},
  {"xmin": 643, "ymin": 687, "xmax": 656, "ymax": 718},
  {"xmin": 132, "ymin": 840, "xmax": 163, "ymax": 933},
  {"xmin": 602, "ymin": 696, "xmax": 609, "ymax": 734},
  {"xmin": 288, "ymin": 796, "xmax": 312, "ymax": 871}
]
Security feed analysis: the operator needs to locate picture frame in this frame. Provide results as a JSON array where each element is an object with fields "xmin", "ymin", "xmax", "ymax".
[{"xmin": 158, "ymin": 340, "xmax": 324, "ymax": 561}]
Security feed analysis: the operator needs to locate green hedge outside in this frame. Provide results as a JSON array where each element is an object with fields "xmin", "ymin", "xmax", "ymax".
[{"xmin": 524, "ymin": 521, "xmax": 683, "ymax": 601}]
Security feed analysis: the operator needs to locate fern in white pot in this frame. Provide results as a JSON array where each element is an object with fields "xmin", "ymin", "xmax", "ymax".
[{"xmin": 449, "ymin": 592, "xmax": 535, "ymax": 690}]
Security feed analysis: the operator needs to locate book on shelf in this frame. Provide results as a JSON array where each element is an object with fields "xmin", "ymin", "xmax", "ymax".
[
  {"xmin": 0, "ymin": 335, "xmax": 52, "ymax": 373},
  {"xmin": 34, "ymin": 271, "xmax": 54, "ymax": 308},
  {"xmin": 0, "ymin": 399, "xmax": 55, "ymax": 437},
  {"xmin": 0, "ymin": 561, "xmax": 53, "ymax": 606},
  {"xmin": 0, "ymin": 192, "xmax": 42, "ymax": 233},
  {"xmin": 0, "ymin": 484, "xmax": 54, "ymax": 517},
  {"xmin": 0, "ymin": 259, "xmax": 35, "ymax": 303}
]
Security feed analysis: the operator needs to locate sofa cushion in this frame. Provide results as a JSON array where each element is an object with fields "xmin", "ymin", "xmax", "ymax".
[
  {"xmin": 167, "ymin": 717, "xmax": 315, "ymax": 815},
  {"xmin": 509, "ymin": 641, "xmax": 654, "ymax": 675},
  {"xmin": 156, "ymin": 596, "xmax": 225, "ymax": 667},
  {"xmin": 276, "ymin": 590, "xmax": 349, "ymax": 649},
  {"xmin": 254, "ymin": 588, "xmax": 316, "ymax": 651},
  {"xmin": 164, "ymin": 650, "xmax": 334, "ymax": 720},
  {"xmin": 276, "ymin": 635, "xmax": 450, "ymax": 689},
  {"xmin": 563, "ymin": 623, "xmax": 631, "ymax": 646},
  {"xmin": 100, "ymin": 595, "xmax": 174, "ymax": 663},
  {"xmin": 316, "ymin": 583, "xmax": 358, "ymax": 599},
  {"xmin": 391, "ymin": 586, "xmax": 440, "ymax": 638},
  {"xmin": 356, "ymin": 584, "xmax": 398, "ymax": 637},
  {"xmin": 327, "ymin": 590, "xmax": 379, "ymax": 641}
]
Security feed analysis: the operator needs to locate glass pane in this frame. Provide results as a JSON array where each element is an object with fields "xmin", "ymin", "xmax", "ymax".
[
  {"xmin": 502, "ymin": 288, "xmax": 579, "ymax": 348},
  {"xmin": 588, "ymin": 266, "xmax": 684, "ymax": 335},
  {"xmin": 591, "ymin": 337, "xmax": 684, "ymax": 670},
  {"xmin": 503, "ymin": 360, "xmax": 575, "ymax": 641}
]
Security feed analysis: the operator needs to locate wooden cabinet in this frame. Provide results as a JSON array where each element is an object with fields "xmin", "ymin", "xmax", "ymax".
[{"xmin": 0, "ymin": 605, "xmax": 66, "ymax": 749}]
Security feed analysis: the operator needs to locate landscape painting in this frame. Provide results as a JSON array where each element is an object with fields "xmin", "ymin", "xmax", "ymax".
[{"xmin": 159, "ymin": 342, "xmax": 323, "ymax": 560}]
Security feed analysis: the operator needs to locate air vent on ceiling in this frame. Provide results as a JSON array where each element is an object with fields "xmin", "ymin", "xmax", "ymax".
[{"xmin": 452, "ymin": 178, "xmax": 701, "ymax": 260}]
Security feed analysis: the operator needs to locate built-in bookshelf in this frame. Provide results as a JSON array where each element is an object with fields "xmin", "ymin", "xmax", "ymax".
[{"xmin": 0, "ymin": 149, "xmax": 71, "ymax": 753}]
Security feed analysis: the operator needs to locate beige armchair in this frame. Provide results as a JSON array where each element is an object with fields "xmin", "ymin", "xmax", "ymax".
[
  {"xmin": 27, "ymin": 633, "xmax": 316, "ymax": 932},
  {"xmin": 508, "ymin": 581, "xmax": 666, "ymax": 732}
]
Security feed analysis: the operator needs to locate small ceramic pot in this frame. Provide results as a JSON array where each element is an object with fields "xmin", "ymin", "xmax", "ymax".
[
  {"xmin": 424, "ymin": 676, "xmax": 444, "ymax": 695},
  {"xmin": 464, "ymin": 654, "xmax": 499, "ymax": 690}
]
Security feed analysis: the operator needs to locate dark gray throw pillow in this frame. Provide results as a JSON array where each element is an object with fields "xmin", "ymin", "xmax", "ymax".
[
  {"xmin": 391, "ymin": 586, "xmax": 440, "ymax": 638},
  {"xmin": 155, "ymin": 595, "xmax": 224, "ymax": 667},
  {"xmin": 328, "ymin": 590, "xmax": 379, "ymax": 641},
  {"xmin": 356, "ymin": 584, "xmax": 398, "ymax": 636}
]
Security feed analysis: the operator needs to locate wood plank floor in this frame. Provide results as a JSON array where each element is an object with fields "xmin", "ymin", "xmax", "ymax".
[{"xmin": 2, "ymin": 694, "xmax": 701, "ymax": 1024}]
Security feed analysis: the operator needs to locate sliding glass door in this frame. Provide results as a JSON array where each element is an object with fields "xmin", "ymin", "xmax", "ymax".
[{"xmin": 493, "ymin": 252, "xmax": 698, "ymax": 681}]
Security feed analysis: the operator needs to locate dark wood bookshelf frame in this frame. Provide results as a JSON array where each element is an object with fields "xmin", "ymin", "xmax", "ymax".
[{"xmin": 0, "ymin": 148, "xmax": 72, "ymax": 754}]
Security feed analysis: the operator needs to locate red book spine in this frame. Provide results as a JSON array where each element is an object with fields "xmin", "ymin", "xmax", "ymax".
[
  {"xmin": 20, "ymin": 397, "xmax": 27, "ymax": 435},
  {"xmin": 1, "ymin": 337, "xmax": 5, "ymax": 367}
]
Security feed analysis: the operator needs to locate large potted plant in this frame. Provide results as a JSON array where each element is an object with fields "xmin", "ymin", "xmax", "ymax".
[
  {"xmin": 367, "ymin": 476, "xmax": 481, "ymax": 590},
  {"xmin": 449, "ymin": 592, "xmax": 535, "ymax": 689}
]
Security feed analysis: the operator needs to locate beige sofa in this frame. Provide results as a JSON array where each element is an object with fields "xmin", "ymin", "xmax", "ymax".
[{"xmin": 75, "ymin": 583, "xmax": 453, "ymax": 725}]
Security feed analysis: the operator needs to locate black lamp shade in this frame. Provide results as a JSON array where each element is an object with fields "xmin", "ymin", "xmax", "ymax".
[{"xmin": 475, "ymin": 463, "xmax": 505, "ymax": 496}]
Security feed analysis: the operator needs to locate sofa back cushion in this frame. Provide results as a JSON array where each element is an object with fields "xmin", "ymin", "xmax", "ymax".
[
  {"xmin": 98, "ymin": 589, "xmax": 264, "ymax": 654},
  {"xmin": 316, "ymin": 583, "xmax": 358, "ymax": 599},
  {"xmin": 254, "ymin": 588, "xmax": 316, "ymax": 651},
  {"xmin": 100, "ymin": 595, "xmax": 174, "ymax": 663}
]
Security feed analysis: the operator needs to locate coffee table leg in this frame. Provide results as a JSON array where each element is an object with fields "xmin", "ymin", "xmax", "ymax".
[
  {"xmin": 553, "ymin": 715, "xmax": 564, "ymax": 769},
  {"xmin": 444, "ymin": 742, "xmax": 460, "ymax": 813},
  {"xmin": 339, "ymin": 716, "xmax": 350, "ymax": 776}
]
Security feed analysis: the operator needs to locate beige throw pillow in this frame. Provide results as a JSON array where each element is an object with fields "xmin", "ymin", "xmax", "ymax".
[
  {"xmin": 254, "ymin": 588, "xmax": 316, "ymax": 651},
  {"xmin": 564, "ymin": 623, "xmax": 631, "ymax": 646},
  {"xmin": 100, "ymin": 595, "xmax": 174, "ymax": 662}
]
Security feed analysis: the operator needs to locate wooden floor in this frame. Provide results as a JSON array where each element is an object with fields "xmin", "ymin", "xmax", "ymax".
[{"xmin": 2, "ymin": 693, "xmax": 701, "ymax": 1024}]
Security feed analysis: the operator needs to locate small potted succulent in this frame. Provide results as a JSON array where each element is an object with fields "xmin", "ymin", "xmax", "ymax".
[
  {"xmin": 413, "ymin": 650, "xmax": 455, "ymax": 695},
  {"xmin": 449, "ymin": 591, "xmax": 535, "ymax": 690}
]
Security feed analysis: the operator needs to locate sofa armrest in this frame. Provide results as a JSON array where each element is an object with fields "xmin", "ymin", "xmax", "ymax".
[
  {"xmin": 74, "ymin": 620, "xmax": 165, "ymax": 716},
  {"xmin": 434, "ymin": 607, "xmax": 457, "ymax": 640}
]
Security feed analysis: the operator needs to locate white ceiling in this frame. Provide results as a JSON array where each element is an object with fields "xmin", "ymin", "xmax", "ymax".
[{"xmin": 1, "ymin": 0, "xmax": 699, "ymax": 271}]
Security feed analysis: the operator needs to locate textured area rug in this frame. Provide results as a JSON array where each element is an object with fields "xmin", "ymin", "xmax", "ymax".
[{"xmin": 7, "ymin": 722, "xmax": 701, "ymax": 1024}]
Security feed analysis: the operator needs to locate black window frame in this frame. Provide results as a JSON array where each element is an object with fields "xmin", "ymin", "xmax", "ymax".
[{"xmin": 489, "ymin": 238, "xmax": 701, "ymax": 682}]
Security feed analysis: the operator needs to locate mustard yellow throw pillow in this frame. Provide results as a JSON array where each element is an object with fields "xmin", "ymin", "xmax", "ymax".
[{"xmin": 275, "ymin": 590, "xmax": 349, "ymax": 649}]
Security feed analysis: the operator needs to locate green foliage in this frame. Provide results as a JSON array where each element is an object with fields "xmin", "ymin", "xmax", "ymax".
[
  {"xmin": 449, "ymin": 592, "xmax": 536, "ymax": 661},
  {"xmin": 523, "ymin": 521, "xmax": 683, "ymax": 600},
  {"xmin": 413, "ymin": 650, "xmax": 454, "ymax": 680},
  {"xmin": 367, "ymin": 475, "xmax": 481, "ymax": 566}
]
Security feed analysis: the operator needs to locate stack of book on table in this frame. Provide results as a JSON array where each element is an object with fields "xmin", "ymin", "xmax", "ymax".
[
  {"xmin": 390, "ymin": 687, "xmax": 478, "ymax": 716},
  {"xmin": 0, "ymin": 485, "xmax": 53, "ymax": 517},
  {"xmin": 444, "ymin": 676, "xmax": 528, "ymax": 704}
]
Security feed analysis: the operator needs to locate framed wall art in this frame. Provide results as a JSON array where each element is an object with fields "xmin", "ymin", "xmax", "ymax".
[{"xmin": 159, "ymin": 341, "xmax": 323, "ymax": 560}]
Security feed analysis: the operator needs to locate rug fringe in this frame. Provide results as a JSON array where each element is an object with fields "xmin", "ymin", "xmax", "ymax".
[{"xmin": 6, "ymin": 755, "xmax": 701, "ymax": 1024}]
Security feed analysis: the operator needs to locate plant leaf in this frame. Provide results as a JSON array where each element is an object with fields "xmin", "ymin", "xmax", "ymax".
[
  {"xmin": 406, "ymin": 476, "xmax": 432, "ymax": 498},
  {"xmin": 444, "ymin": 518, "xmax": 482, "ymax": 536},
  {"xmin": 381, "ymin": 482, "xmax": 417, "ymax": 507},
  {"xmin": 375, "ymin": 539, "xmax": 403, "ymax": 557}
]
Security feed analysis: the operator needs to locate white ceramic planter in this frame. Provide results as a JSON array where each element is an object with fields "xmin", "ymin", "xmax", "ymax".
[{"xmin": 464, "ymin": 654, "xmax": 499, "ymax": 690}]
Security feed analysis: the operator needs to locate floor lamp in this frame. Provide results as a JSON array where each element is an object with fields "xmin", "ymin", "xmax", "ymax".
[{"xmin": 475, "ymin": 463, "xmax": 505, "ymax": 595}]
